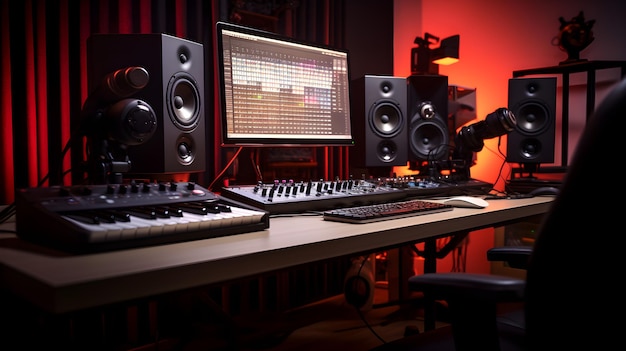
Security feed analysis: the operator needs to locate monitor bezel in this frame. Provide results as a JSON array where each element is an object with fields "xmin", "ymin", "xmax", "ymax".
[{"xmin": 215, "ymin": 21, "xmax": 355, "ymax": 147}]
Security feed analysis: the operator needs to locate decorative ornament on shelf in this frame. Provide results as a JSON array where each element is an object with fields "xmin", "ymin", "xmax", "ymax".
[{"xmin": 553, "ymin": 11, "xmax": 595, "ymax": 65}]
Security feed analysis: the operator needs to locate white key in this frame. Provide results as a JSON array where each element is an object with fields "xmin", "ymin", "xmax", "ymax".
[{"xmin": 63, "ymin": 216, "xmax": 122, "ymax": 243}]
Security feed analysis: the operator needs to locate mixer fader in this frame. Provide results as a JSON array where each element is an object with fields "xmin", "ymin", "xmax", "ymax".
[{"xmin": 220, "ymin": 179, "xmax": 407, "ymax": 214}]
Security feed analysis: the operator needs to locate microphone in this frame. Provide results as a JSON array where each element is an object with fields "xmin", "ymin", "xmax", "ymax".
[
  {"xmin": 85, "ymin": 66, "xmax": 150, "ymax": 105},
  {"xmin": 455, "ymin": 107, "xmax": 516, "ymax": 154},
  {"xmin": 92, "ymin": 66, "xmax": 150, "ymax": 104},
  {"xmin": 80, "ymin": 66, "xmax": 150, "ymax": 136}
]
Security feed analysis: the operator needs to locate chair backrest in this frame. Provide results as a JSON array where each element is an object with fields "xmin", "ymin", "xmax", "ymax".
[{"xmin": 525, "ymin": 77, "xmax": 626, "ymax": 349}]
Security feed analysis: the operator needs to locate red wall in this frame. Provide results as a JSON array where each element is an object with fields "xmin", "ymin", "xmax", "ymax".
[{"xmin": 393, "ymin": 0, "xmax": 626, "ymax": 274}]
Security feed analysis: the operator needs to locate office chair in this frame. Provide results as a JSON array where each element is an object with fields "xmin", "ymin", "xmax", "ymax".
[{"xmin": 370, "ymin": 76, "xmax": 626, "ymax": 351}]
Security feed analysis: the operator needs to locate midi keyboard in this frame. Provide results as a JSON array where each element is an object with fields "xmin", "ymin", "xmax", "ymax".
[
  {"xmin": 15, "ymin": 182, "xmax": 269, "ymax": 253},
  {"xmin": 220, "ymin": 179, "xmax": 406, "ymax": 214}
]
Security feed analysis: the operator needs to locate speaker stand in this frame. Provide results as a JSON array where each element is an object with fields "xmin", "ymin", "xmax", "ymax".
[{"xmin": 507, "ymin": 163, "xmax": 564, "ymax": 193}]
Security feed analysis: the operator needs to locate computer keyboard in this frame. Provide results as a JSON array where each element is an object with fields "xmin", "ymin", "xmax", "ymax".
[{"xmin": 322, "ymin": 198, "xmax": 453, "ymax": 224}]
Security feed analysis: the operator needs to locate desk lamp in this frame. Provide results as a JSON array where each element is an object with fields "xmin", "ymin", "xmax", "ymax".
[{"xmin": 411, "ymin": 33, "xmax": 460, "ymax": 75}]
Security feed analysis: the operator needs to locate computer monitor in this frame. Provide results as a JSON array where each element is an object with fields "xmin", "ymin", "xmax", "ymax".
[{"xmin": 215, "ymin": 21, "xmax": 354, "ymax": 147}]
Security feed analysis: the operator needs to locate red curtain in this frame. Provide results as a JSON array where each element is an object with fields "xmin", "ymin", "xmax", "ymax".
[
  {"xmin": 0, "ymin": 0, "xmax": 346, "ymax": 205},
  {"xmin": 0, "ymin": 0, "xmax": 216, "ymax": 204}
]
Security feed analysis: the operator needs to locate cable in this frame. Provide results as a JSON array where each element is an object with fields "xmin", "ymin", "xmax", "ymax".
[
  {"xmin": 1, "ymin": 135, "xmax": 76, "ymax": 227},
  {"xmin": 207, "ymin": 146, "xmax": 243, "ymax": 192},
  {"xmin": 347, "ymin": 255, "xmax": 387, "ymax": 345}
]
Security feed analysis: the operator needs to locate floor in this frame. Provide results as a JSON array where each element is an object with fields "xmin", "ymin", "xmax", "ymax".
[{"xmin": 177, "ymin": 285, "xmax": 450, "ymax": 351}]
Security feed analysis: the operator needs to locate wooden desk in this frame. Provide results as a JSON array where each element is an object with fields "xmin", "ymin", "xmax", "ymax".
[{"xmin": 0, "ymin": 196, "xmax": 554, "ymax": 315}]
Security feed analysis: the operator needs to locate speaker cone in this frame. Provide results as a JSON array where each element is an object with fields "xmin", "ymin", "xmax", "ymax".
[
  {"xmin": 369, "ymin": 102, "xmax": 403, "ymax": 137},
  {"xmin": 376, "ymin": 140, "xmax": 400, "ymax": 162},
  {"xmin": 176, "ymin": 134, "xmax": 196, "ymax": 165},
  {"xmin": 518, "ymin": 138, "xmax": 543, "ymax": 160},
  {"xmin": 515, "ymin": 102, "xmax": 550, "ymax": 135},
  {"xmin": 167, "ymin": 72, "xmax": 201, "ymax": 131},
  {"xmin": 409, "ymin": 119, "xmax": 449, "ymax": 161}
]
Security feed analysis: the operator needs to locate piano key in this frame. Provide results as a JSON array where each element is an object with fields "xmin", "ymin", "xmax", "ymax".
[
  {"xmin": 63, "ymin": 216, "xmax": 122, "ymax": 243},
  {"xmin": 127, "ymin": 215, "xmax": 165, "ymax": 237},
  {"xmin": 177, "ymin": 202, "xmax": 209, "ymax": 215},
  {"xmin": 105, "ymin": 210, "xmax": 132, "ymax": 222},
  {"xmin": 64, "ymin": 212, "xmax": 100, "ymax": 225},
  {"xmin": 152, "ymin": 207, "xmax": 171, "ymax": 218},
  {"xmin": 158, "ymin": 206, "xmax": 183, "ymax": 217},
  {"xmin": 126, "ymin": 207, "xmax": 157, "ymax": 219},
  {"xmin": 59, "ymin": 201, "xmax": 266, "ymax": 244},
  {"xmin": 15, "ymin": 182, "xmax": 269, "ymax": 252}
]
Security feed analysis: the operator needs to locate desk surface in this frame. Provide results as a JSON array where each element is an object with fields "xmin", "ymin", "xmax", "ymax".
[{"xmin": 0, "ymin": 196, "xmax": 554, "ymax": 314}]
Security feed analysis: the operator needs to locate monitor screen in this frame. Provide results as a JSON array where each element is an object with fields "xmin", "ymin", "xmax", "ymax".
[{"xmin": 216, "ymin": 21, "xmax": 354, "ymax": 147}]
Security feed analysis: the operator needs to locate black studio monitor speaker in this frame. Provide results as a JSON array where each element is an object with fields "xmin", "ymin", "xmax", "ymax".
[
  {"xmin": 350, "ymin": 75, "xmax": 408, "ymax": 167},
  {"xmin": 86, "ymin": 33, "xmax": 205, "ymax": 175},
  {"xmin": 407, "ymin": 75, "xmax": 449, "ymax": 163},
  {"xmin": 507, "ymin": 77, "xmax": 557, "ymax": 164}
]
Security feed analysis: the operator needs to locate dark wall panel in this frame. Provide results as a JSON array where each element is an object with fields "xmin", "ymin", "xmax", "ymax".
[{"xmin": 344, "ymin": 0, "xmax": 394, "ymax": 81}]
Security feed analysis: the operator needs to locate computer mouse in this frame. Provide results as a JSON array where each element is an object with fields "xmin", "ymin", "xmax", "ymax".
[
  {"xmin": 443, "ymin": 196, "xmax": 489, "ymax": 209},
  {"xmin": 528, "ymin": 186, "xmax": 560, "ymax": 196}
]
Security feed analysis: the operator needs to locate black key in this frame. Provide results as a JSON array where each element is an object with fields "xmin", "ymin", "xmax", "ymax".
[
  {"xmin": 178, "ymin": 202, "xmax": 208, "ymax": 215},
  {"xmin": 159, "ymin": 206, "xmax": 183, "ymax": 217},
  {"xmin": 86, "ymin": 210, "xmax": 116, "ymax": 223},
  {"xmin": 64, "ymin": 212, "xmax": 100, "ymax": 224},
  {"xmin": 105, "ymin": 210, "xmax": 131, "ymax": 222},
  {"xmin": 126, "ymin": 207, "xmax": 157, "ymax": 219}
]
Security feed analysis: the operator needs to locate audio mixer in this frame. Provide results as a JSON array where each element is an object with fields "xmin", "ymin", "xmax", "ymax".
[
  {"xmin": 220, "ymin": 179, "xmax": 406, "ymax": 214},
  {"xmin": 220, "ymin": 177, "xmax": 492, "ymax": 215}
]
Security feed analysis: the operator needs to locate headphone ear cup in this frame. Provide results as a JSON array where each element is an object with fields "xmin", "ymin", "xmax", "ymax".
[
  {"xmin": 106, "ymin": 98, "xmax": 157, "ymax": 146},
  {"xmin": 343, "ymin": 256, "xmax": 375, "ymax": 311}
]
